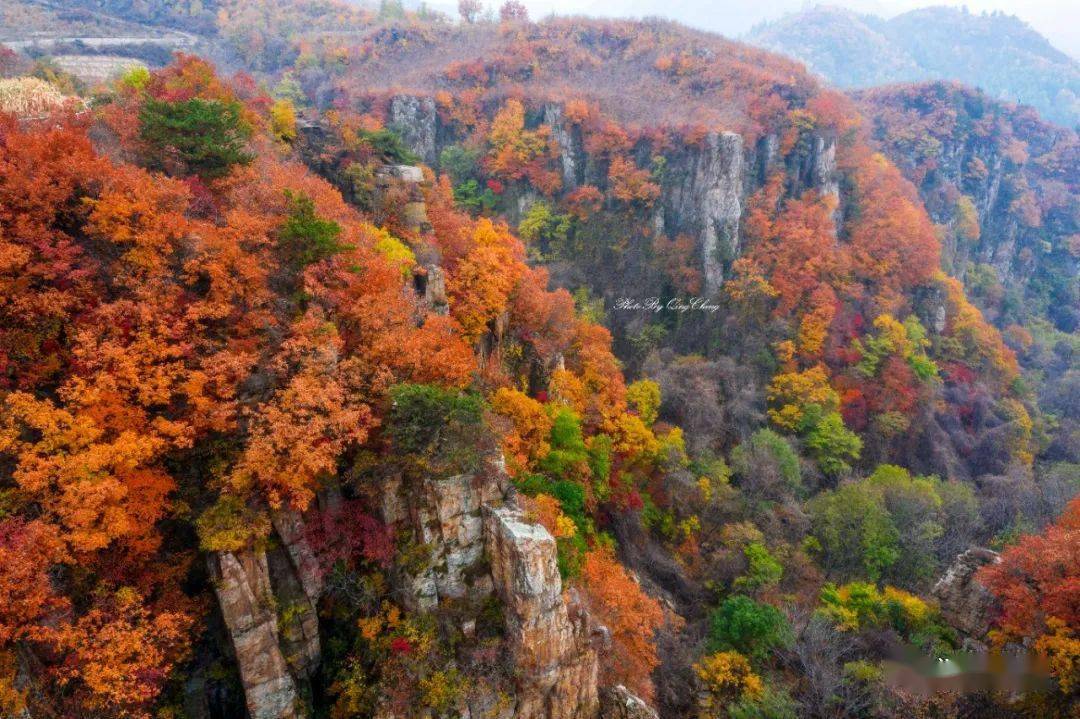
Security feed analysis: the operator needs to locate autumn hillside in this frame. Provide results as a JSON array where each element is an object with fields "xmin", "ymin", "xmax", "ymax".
[
  {"xmin": 285, "ymin": 16, "xmax": 818, "ymax": 135},
  {"xmin": 0, "ymin": 4, "xmax": 1078, "ymax": 719}
]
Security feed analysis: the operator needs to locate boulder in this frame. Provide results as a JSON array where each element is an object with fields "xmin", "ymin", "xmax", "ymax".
[
  {"xmin": 599, "ymin": 686, "xmax": 659, "ymax": 719},
  {"xmin": 932, "ymin": 547, "xmax": 1001, "ymax": 638}
]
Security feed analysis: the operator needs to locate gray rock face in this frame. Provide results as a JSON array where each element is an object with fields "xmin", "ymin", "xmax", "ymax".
[
  {"xmin": 544, "ymin": 104, "xmax": 580, "ymax": 189},
  {"xmin": 811, "ymin": 134, "xmax": 839, "ymax": 200},
  {"xmin": 382, "ymin": 470, "xmax": 507, "ymax": 612},
  {"xmin": 271, "ymin": 509, "xmax": 324, "ymax": 603},
  {"xmin": 208, "ymin": 551, "xmax": 302, "ymax": 719},
  {"xmin": 932, "ymin": 547, "xmax": 1001, "ymax": 638},
  {"xmin": 420, "ymin": 264, "xmax": 449, "ymax": 315},
  {"xmin": 374, "ymin": 164, "xmax": 431, "ymax": 233},
  {"xmin": 377, "ymin": 164, "xmax": 426, "ymax": 184},
  {"xmin": 265, "ymin": 543, "xmax": 321, "ymax": 679},
  {"xmin": 485, "ymin": 505, "xmax": 600, "ymax": 719},
  {"xmin": 599, "ymin": 686, "xmax": 659, "ymax": 719},
  {"xmin": 661, "ymin": 131, "xmax": 744, "ymax": 294},
  {"xmin": 388, "ymin": 95, "xmax": 438, "ymax": 165}
]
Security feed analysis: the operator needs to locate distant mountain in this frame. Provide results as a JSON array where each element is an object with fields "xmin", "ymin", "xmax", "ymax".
[{"xmin": 747, "ymin": 5, "xmax": 1080, "ymax": 128}]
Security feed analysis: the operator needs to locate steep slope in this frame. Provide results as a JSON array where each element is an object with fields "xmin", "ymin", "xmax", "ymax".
[
  {"xmin": 286, "ymin": 16, "xmax": 1034, "ymax": 477},
  {"xmin": 855, "ymin": 81, "xmax": 1078, "ymax": 332},
  {"xmin": 256, "ymin": 16, "xmax": 1077, "ymax": 713},
  {"xmin": 51, "ymin": 0, "xmax": 219, "ymax": 35},
  {"xmin": 0, "ymin": 56, "xmax": 670, "ymax": 719},
  {"xmin": 855, "ymin": 81, "xmax": 1079, "ymax": 465},
  {"xmin": 747, "ymin": 5, "xmax": 1080, "ymax": 128}
]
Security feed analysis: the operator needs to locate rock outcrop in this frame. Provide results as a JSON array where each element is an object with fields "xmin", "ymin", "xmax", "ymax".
[
  {"xmin": 374, "ymin": 164, "xmax": 431, "ymax": 233},
  {"xmin": 932, "ymin": 547, "xmax": 1001, "ymax": 639},
  {"xmin": 271, "ymin": 509, "xmax": 325, "ymax": 603},
  {"xmin": 207, "ymin": 506, "xmax": 336, "ymax": 719},
  {"xmin": 374, "ymin": 94, "xmax": 854, "ymax": 301},
  {"xmin": 388, "ymin": 95, "xmax": 438, "ymax": 166},
  {"xmin": 373, "ymin": 462, "xmax": 620, "ymax": 719},
  {"xmin": 660, "ymin": 131, "xmax": 744, "ymax": 294},
  {"xmin": 378, "ymin": 467, "xmax": 508, "ymax": 612},
  {"xmin": 208, "ymin": 551, "xmax": 303, "ymax": 719},
  {"xmin": 599, "ymin": 686, "xmax": 659, "ymax": 719},
  {"xmin": 543, "ymin": 103, "xmax": 582, "ymax": 190},
  {"xmin": 485, "ymin": 505, "xmax": 600, "ymax": 719}
]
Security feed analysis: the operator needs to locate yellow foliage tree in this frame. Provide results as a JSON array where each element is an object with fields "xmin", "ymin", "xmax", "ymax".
[
  {"xmin": 626, "ymin": 379, "xmax": 661, "ymax": 425},
  {"xmin": 1034, "ymin": 618, "xmax": 1080, "ymax": 693},
  {"xmin": 693, "ymin": 650, "xmax": 763, "ymax": 717},
  {"xmin": 270, "ymin": 99, "xmax": 297, "ymax": 143},
  {"xmin": 447, "ymin": 219, "xmax": 526, "ymax": 341},
  {"xmin": 491, "ymin": 387, "xmax": 553, "ymax": 472},
  {"xmin": 766, "ymin": 364, "xmax": 839, "ymax": 431}
]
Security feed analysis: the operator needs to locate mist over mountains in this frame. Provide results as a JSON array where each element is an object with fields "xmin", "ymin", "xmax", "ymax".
[{"xmin": 747, "ymin": 4, "xmax": 1080, "ymax": 127}]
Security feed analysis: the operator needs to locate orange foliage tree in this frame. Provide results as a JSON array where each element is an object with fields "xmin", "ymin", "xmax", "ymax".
[
  {"xmin": 978, "ymin": 497, "xmax": 1080, "ymax": 640},
  {"xmin": 580, "ymin": 547, "xmax": 666, "ymax": 702},
  {"xmin": 979, "ymin": 498, "xmax": 1080, "ymax": 691}
]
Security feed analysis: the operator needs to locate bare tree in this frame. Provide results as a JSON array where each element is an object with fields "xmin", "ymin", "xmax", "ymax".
[
  {"xmin": 498, "ymin": 0, "xmax": 528, "ymax": 23},
  {"xmin": 458, "ymin": 0, "xmax": 482, "ymax": 23}
]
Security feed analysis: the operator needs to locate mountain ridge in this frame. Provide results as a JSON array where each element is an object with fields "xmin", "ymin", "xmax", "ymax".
[{"xmin": 747, "ymin": 4, "xmax": 1080, "ymax": 127}]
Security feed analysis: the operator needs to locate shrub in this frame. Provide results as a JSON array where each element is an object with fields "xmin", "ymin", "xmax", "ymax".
[
  {"xmin": 807, "ymin": 464, "xmax": 964, "ymax": 585},
  {"xmin": 538, "ymin": 408, "xmax": 589, "ymax": 482},
  {"xmin": 707, "ymin": 595, "xmax": 792, "ymax": 663},
  {"xmin": 270, "ymin": 98, "xmax": 297, "ymax": 142},
  {"xmin": 139, "ymin": 96, "xmax": 253, "ymax": 178},
  {"xmin": 806, "ymin": 481, "xmax": 899, "ymax": 582},
  {"xmin": 730, "ymin": 428, "xmax": 801, "ymax": 500},
  {"xmin": 694, "ymin": 650, "xmax": 763, "ymax": 717},
  {"xmin": 726, "ymin": 687, "xmax": 798, "ymax": 719},
  {"xmin": 195, "ymin": 495, "xmax": 270, "ymax": 552},
  {"xmin": 734, "ymin": 543, "xmax": 783, "ymax": 592},
  {"xmin": 357, "ymin": 128, "xmax": 417, "ymax": 164},
  {"xmin": 626, "ymin": 379, "xmax": 661, "ymax": 425},
  {"xmin": 387, "ymin": 384, "xmax": 484, "ymax": 472},
  {"xmin": 817, "ymin": 581, "xmax": 952, "ymax": 648},
  {"xmin": 278, "ymin": 190, "xmax": 349, "ymax": 270},
  {"xmin": 804, "ymin": 411, "xmax": 862, "ymax": 477}
]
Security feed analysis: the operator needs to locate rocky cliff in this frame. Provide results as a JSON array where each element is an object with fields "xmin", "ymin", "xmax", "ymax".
[
  {"xmin": 376, "ymin": 94, "xmax": 838, "ymax": 307},
  {"xmin": 855, "ymin": 82, "xmax": 1078, "ymax": 333},
  {"xmin": 486, "ymin": 505, "xmax": 600, "ymax": 719},
  {"xmin": 210, "ymin": 441, "xmax": 636, "ymax": 719},
  {"xmin": 209, "ymin": 550, "xmax": 304, "ymax": 719}
]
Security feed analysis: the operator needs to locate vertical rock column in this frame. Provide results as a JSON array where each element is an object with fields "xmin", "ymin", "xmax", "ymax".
[
  {"xmin": 660, "ymin": 130, "xmax": 744, "ymax": 295},
  {"xmin": 484, "ymin": 505, "xmax": 599, "ymax": 719},
  {"xmin": 698, "ymin": 131, "xmax": 745, "ymax": 294},
  {"xmin": 208, "ymin": 551, "xmax": 303, "ymax": 719}
]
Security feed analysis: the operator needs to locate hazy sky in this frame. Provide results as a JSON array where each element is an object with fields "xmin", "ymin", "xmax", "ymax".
[{"xmin": 514, "ymin": 0, "xmax": 1079, "ymax": 59}]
